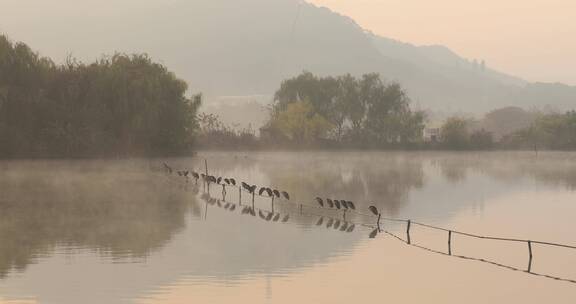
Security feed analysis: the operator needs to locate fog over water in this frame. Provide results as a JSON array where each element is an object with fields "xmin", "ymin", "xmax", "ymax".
[{"xmin": 1, "ymin": 151, "xmax": 576, "ymax": 303}]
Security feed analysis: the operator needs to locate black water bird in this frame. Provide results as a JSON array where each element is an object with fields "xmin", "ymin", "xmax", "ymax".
[
  {"xmin": 230, "ymin": 178, "xmax": 236, "ymax": 186},
  {"xmin": 259, "ymin": 187, "xmax": 267, "ymax": 196},
  {"xmin": 369, "ymin": 228, "xmax": 378, "ymax": 238},
  {"xmin": 327, "ymin": 199, "xmax": 334, "ymax": 208},
  {"xmin": 333, "ymin": 220, "xmax": 341, "ymax": 230},
  {"xmin": 249, "ymin": 185, "xmax": 257, "ymax": 194},
  {"xmin": 334, "ymin": 200, "xmax": 341, "ymax": 209},
  {"xmin": 347, "ymin": 201, "xmax": 355, "ymax": 210},
  {"xmin": 281, "ymin": 191, "xmax": 290, "ymax": 200},
  {"xmin": 217, "ymin": 177, "xmax": 222, "ymax": 184},
  {"xmin": 241, "ymin": 182, "xmax": 251, "ymax": 191},
  {"xmin": 273, "ymin": 189, "xmax": 280, "ymax": 198},
  {"xmin": 369, "ymin": 206, "xmax": 379, "ymax": 216},
  {"xmin": 316, "ymin": 217, "xmax": 324, "ymax": 226},
  {"xmin": 265, "ymin": 188, "xmax": 273, "ymax": 197},
  {"xmin": 315, "ymin": 197, "xmax": 324, "ymax": 207},
  {"xmin": 341, "ymin": 200, "xmax": 348, "ymax": 209},
  {"xmin": 192, "ymin": 172, "xmax": 200, "ymax": 179},
  {"xmin": 266, "ymin": 212, "xmax": 274, "ymax": 221},
  {"xmin": 259, "ymin": 210, "xmax": 266, "ymax": 219}
]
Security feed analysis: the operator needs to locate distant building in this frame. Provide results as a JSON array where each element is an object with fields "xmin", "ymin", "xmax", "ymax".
[{"xmin": 423, "ymin": 128, "xmax": 440, "ymax": 143}]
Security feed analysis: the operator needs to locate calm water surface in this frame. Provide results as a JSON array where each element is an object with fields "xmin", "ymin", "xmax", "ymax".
[{"xmin": 1, "ymin": 151, "xmax": 576, "ymax": 303}]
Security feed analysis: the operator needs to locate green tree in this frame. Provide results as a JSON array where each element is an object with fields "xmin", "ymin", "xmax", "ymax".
[{"xmin": 441, "ymin": 117, "xmax": 470, "ymax": 149}]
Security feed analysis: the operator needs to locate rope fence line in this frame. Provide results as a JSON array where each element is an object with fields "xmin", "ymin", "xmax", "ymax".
[{"xmin": 161, "ymin": 160, "xmax": 576, "ymax": 281}]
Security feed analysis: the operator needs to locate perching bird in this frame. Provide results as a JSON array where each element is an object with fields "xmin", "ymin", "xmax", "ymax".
[
  {"xmin": 316, "ymin": 217, "xmax": 324, "ymax": 226},
  {"xmin": 334, "ymin": 200, "xmax": 341, "ymax": 209},
  {"xmin": 183, "ymin": 171, "xmax": 189, "ymax": 177},
  {"xmin": 327, "ymin": 199, "xmax": 334, "ymax": 208},
  {"xmin": 229, "ymin": 178, "xmax": 236, "ymax": 186},
  {"xmin": 217, "ymin": 177, "xmax": 222, "ymax": 184},
  {"xmin": 259, "ymin": 187, "xmax": 267, "ymax": 196},
  {"xmin": 281, "ymin": 191, "xmax": 290, "ymax": 200},
  {"xmin": 273, "ymin": 189, "xmax": 280, "ymax": 198},
  {"xmin": 315, "ymin": 197, "xmax": 324, "ymax": 207},
  {"xmin": 265, "ymin": 188, "xmax": 273, "ymax": 197},
  {"xmin": 241, "ymin": 182, "xmax": 251, "ymax": 191},
  {"xmin": 347, "ymin": 201, "xmax": 356, "ymax": 210},
  {"xmin": 249, "ymin": 185, "xmax": 257, "ymax": 194},
  {"xmin": 259, "ymin": 210, "xmax": 266, "ymax": 219},
  {"xmin": 192, "ymin": 172, "xmax": 200, "ymax": 179},
  {"xmin": 265, "ymin": 212, "xmax": 273, "ymax": 221},
  {"xmin": 369, "ymin": 206, "xmax": 379, "ymax": 215}
]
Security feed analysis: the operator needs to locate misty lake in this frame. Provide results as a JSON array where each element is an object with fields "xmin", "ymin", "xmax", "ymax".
[{"xmin": 1, "ymin": 151, "xmax": 576, "ymax": 303}]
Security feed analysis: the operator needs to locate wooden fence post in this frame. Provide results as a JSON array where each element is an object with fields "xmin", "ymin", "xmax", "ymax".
[{"xmin": 407, "ymin": 220, "xmax": 412, "ymax": 244}]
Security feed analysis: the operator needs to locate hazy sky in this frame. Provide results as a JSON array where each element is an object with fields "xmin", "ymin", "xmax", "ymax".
[
  {"xmin": 1, "ymin": 0, "xmax": 574, "ymax": 85},
  {"xmin": 310, "ymin": 0, "xmax": 576, "ymax": 85}
]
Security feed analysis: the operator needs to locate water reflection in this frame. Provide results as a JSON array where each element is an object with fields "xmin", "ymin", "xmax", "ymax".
[{"xmin": 1, "ymin": 152, "xmax": 576, "ymax": 303}]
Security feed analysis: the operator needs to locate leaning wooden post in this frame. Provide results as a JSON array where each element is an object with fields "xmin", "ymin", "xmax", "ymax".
[
  {"xmin": 527, "ymin": 241, "xmax": 533, "ymax": 272},
  {"xmin": 406, "ymin": 220, "xmax": 412, "ymax": 244},
  {"xmin": 448, "ymin": 230, "xmax": 452, "ymax": 255}
]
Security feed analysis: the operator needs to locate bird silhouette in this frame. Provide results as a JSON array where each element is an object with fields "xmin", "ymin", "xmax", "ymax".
[
  {"xmin": 327, "ymin": 199, "xmax": 334, "ymax": 208},
  {"xmin": 273, "ymin": 189, "xmax": 280, "ymax": 198},
  {"xmin": 249, "ymin": 185, "xmax": 257, "ymax": 194},
  {"xmin": 229, "ymin": 178, "xmax": 236, "ymax": 186},
  {"xmin": 217, "ymin": 177, "xmax": 222, "ymax": 184},
  {"xmin": 347, "ymin": 201, "xmax": 356, "ymax": 210},
  {"xmin": 334, "ymin": 200, "xmax": 341, "ymax": 209},
  {"xmin": 241, "ymin": 182, "xmax": 251, "ymax": 191},
  {"xmin": 265, "ymin": 188, "xmax": 273, "ymax": 197},
  {"xmin": 369, "ymin": 206, "xmax": 379, "ymax": 215},
  {"xmin": 281, "ymin": 191, "xmax": 290, "ymax": 200},
  {"xmin": 315, "ymin": 197, "xmax": 324, "ymax": 207},
  {"xmin": 341, "ymin": 200, "xmax": 348, "ymax": 209},
  {"xmin": 224, "ymin": 178, "xmax": 230, "ymax": 185}
]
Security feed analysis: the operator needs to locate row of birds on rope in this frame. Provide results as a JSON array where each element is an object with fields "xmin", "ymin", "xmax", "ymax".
[{"xmin": 163, "ymin": 162, "xmax": 384, "ymax": 228}]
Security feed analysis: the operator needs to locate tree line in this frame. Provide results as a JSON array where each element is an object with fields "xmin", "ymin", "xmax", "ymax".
[
  {"xmin": 261, "ymin": 72, "xmax": 426, "ymax": 148},
  {"xmin": 0, "ymin": 35, "xmax": 200, "ymax": 158}
]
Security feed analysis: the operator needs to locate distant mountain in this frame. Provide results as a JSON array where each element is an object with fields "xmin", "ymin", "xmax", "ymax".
[{"xmin": 2, "ymin": 0, "xmax": 575, "ymax": 121}]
